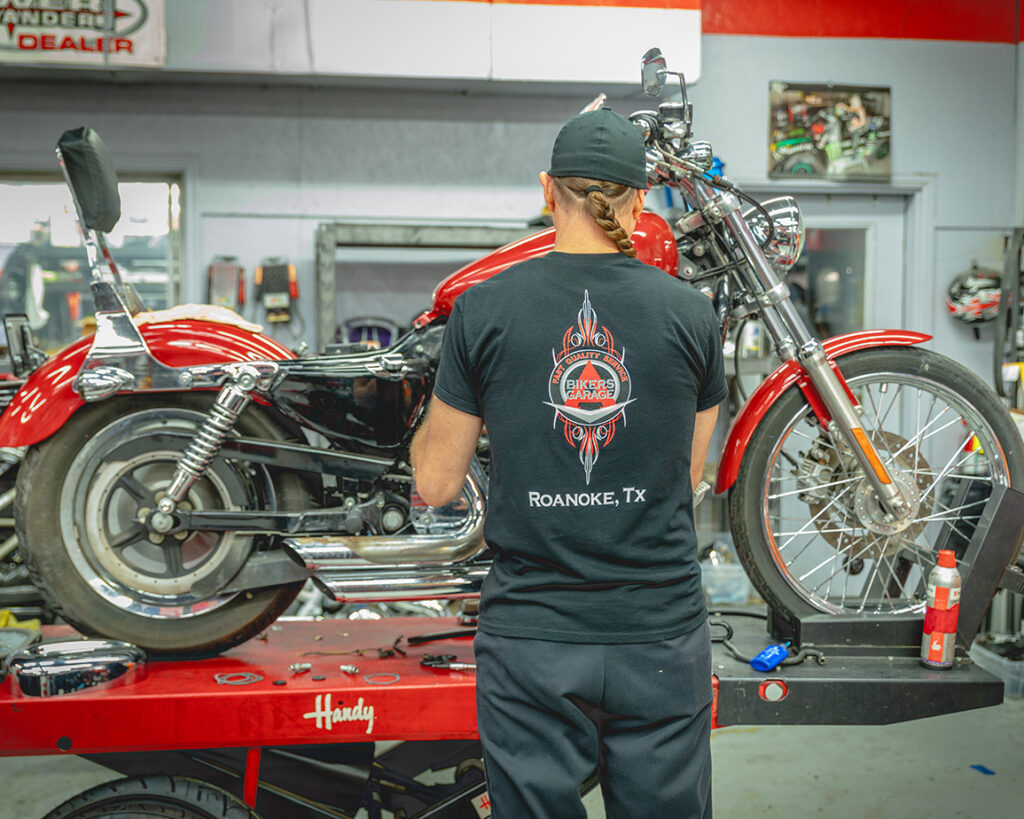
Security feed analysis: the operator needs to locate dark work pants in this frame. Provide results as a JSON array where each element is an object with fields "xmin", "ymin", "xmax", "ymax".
[{"xmin": 474, "ymin": 621, "xmax": 713, "ymax": 819}]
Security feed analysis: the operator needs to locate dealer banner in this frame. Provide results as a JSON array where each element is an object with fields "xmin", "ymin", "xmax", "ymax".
[
  {"xmin": 0, "ymin": 0, "xmax": 165, "ymax": 68},
  {"xmin": 769, "ymin": 81, "xmax": 891, "ymax": 180}
]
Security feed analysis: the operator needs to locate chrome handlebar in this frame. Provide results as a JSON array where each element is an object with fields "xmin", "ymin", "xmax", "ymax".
[{"xmin": 633, "ymin": 112, "xmax": 711, "ymax": 189}]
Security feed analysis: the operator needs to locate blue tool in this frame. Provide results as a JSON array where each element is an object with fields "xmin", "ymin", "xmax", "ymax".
[{"xmin": 750, "ymin": 642, "xmax": 791, "ymax": 672}]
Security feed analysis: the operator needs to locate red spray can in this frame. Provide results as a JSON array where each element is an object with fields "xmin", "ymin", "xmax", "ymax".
[{"xmin": 920, "ymin": 549, "xmax": 961, "ymax": 669}]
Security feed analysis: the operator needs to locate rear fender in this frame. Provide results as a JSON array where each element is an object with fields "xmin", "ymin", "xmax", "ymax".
[
  {"xmin": 713, "ymin": 330, "xmax": 931, "ymax": 494},
  {"xmin": 0, "ymin": 320, "xmax": 295, "ymax": 448}
]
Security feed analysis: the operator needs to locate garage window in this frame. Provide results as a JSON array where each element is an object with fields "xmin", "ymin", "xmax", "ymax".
[{"xmin": 0, "ymin": 177, "xmax": 181, "ymax": 352}]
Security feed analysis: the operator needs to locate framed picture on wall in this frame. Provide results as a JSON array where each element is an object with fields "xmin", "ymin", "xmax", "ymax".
[{"xmin": 768, "ymin": 82, "xmax": 891, "ymax": 180}]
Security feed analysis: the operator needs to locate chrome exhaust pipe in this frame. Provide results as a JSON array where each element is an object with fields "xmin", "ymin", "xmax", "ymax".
[
  {"xmin": 282, "ymin": 465, "xmax": 488, "ymax": 602},
  {"xmin": 310, "ymin": 565, "xmax": 488, "ymax": 603}
]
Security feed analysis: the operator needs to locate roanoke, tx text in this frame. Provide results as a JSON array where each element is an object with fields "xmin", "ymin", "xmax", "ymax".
[{"xmin": 527, "ymin": 487, "xmax": 647, "ymax": 508}]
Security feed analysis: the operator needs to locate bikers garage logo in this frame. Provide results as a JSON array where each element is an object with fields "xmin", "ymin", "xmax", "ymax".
[
  {"xmin": 0, "ymin": 1, "xmax": 164, "ymax": 66},
  {"xmin": 545, "ymin": 290, "xmax": 635, "ymax": 484}
]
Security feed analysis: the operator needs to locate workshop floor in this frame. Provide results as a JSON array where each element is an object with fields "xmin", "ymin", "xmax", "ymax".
[{"xmin": 1, "ymin": 696, "xmax": 1020, "ymax": 818}]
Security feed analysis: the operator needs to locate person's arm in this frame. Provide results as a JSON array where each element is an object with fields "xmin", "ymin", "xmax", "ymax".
[
  {"xmin": 410, "ymin": 397, "xmax": 484, "ymax": 507},
  {"xmin": 690, "ymin": 405, "xmax": 719, "ymax": 490}
]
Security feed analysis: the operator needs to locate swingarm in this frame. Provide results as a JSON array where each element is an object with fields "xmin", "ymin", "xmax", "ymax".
[{"xmin": 152, "ymin": 505, "xmax": 399, "ymax": 537}]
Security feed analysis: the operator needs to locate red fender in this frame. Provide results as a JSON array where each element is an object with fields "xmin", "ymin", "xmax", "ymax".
[
  {"xmin": 713, "ymin": 330, "xmax": 932, "ymax": 494},
  {"xmin": 0, "ymin": 320, "xmax": 296, "ymax": 448}
]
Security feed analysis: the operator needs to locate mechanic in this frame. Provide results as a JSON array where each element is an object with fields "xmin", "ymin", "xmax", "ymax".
[{"xmin": 410, "ymin": 107, "xmax": 726, "ymax": 818}]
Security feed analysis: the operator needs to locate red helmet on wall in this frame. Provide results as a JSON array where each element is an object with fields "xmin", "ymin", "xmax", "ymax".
[{"xmin": 945, "ymin": 264, "xmax": 1002, "ymax": 323}]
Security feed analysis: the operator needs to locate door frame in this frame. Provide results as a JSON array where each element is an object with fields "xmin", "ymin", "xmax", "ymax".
[{"xmin": 739, "ymin": 175, "xmax": 936, "ymax": 334}]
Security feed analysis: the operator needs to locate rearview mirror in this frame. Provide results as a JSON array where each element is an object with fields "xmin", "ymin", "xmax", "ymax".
[{"xmin": 641, "ymin": 48, "xmax": 667, "ymax": 97}]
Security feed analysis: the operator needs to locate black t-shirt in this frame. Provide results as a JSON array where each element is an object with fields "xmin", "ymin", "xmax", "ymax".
[{"xmin": 433, "ymin": 250, "xmax": 727, "ymax": 643}]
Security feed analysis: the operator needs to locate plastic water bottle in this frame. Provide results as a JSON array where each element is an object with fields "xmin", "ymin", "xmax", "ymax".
[{"xmin": 920, "ymin": 549, "xmax": 961, "ymax": 669}]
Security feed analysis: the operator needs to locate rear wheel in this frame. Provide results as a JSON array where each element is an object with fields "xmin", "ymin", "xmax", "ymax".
[
  {"xmin": 17, "ymin": 395, "xmax": 306, "ymax": 658},
  {"xmin": 730, "ymin": 348, "xmax": 1024, "ymax": 618}
]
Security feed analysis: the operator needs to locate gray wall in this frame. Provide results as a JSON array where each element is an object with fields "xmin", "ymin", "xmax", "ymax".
[
  {"xmin": 0, "ymin": 32, "xmax": 1018, "ymax": 367},
  {"xmin": 689, "ymin": 35, "xmax": 1017, "ymax": 380},
  {"xmin": 0, "ymin": 80, "xmax": 584, "ymax": 347}
]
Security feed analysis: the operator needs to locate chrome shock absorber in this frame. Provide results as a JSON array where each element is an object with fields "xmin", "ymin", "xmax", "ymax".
[{"xmin": 156, "ymin": 366, "xmax": 261, "ymax": 516}]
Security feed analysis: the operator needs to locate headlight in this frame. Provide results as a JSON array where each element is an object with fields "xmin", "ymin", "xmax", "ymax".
[{"xmin": 743, "ymin": 196, "xmax": 805, "ymax": 271}]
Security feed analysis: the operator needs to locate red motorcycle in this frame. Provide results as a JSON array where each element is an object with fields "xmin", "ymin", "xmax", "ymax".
[{"xmin": 4, "ymin": 49, "xmax": 1021, "ymax": 657}]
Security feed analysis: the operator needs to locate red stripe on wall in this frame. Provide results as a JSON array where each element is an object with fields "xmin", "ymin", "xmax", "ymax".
[
  {"xmin": 410, "ymin": 0, "xmax": 1022, "ymax": 42},
  {"xmin": 702, "ymin": 0, "xmax": 1019, "ymax": 43}
]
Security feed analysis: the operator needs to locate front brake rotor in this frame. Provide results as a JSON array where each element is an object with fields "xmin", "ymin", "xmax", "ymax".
[{"xmin": 801, "ymin": 431, "xmax": 932, "ymax": 554}]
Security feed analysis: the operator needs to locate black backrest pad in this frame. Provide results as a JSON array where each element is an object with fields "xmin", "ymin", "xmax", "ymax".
[{"xmin": 57, "ymin": 127, "xmax": 121, "ymax": 233}]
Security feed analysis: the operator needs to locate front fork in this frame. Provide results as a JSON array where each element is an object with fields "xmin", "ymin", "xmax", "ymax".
[
  {"xmin": 718, "ymin": 188, "xmax": 909, "ymax": 517},
  {"xmin": 796, "ymin": 344, "xmax": 909, "ymax": 516}
]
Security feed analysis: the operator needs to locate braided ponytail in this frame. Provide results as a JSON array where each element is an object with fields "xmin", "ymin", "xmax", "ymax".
[{"xmin": 551, "ymin": 176, "xmax": 639, "ymax": 258}]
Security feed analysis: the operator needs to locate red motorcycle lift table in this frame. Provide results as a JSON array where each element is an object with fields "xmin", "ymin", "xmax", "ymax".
[
  {"xmin": 1, "ymin": 618, "xmax": 481, "ymax": 754},
  {"xmin": 0, "ymin": 613, "xmax": 1008, "ymax": 817},
  {"xmin": 0, "ymin": 614, "xmax": 1006, "ymax": 757}
]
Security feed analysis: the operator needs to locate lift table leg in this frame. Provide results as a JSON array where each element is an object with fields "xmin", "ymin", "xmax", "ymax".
[{"xmin": 243, "ymin": 746, "xmax": 262, "ymax": 808}]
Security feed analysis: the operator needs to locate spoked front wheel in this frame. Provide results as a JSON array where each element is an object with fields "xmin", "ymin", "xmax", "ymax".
[{"xmin": 730, "ymin": 347, "xmax": 1024, "ymax": 618}]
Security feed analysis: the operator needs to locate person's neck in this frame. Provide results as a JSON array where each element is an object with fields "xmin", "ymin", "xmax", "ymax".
[
  {"xmin": 552, "ymin": 235, "xmax": 621, "ymax": 254},
  {"xmin": 550, "ymin": 214, "xmax": 622, "ymax": 254}
]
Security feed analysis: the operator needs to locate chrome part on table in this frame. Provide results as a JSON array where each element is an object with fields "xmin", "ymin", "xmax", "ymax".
[
  {"xmin": 215, "ymin": 672, "xmax": 264, "ymax": 685},
  {"xmin": 2, "ymin": 639, "xmax": 147, "ymax": 698}
]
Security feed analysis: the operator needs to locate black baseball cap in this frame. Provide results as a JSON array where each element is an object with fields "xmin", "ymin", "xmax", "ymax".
[{"xmin": 548, "ymin": 107, "xmax": 648, "ymax": 190}]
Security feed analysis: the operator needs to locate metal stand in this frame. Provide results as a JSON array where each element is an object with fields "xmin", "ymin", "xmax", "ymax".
[{"xmin": 769, "ymin": 485, "xmax": 1024, "ymax": 655}]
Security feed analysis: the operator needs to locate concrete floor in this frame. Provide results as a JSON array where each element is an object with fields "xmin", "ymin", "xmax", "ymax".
[
  {"xmin": 706, "ymin": 696, "xmax": 1023, "ymax": 819},
  {"xmin": 2, "ymin": 696, "xmax": 1020, "ymax": 818}
]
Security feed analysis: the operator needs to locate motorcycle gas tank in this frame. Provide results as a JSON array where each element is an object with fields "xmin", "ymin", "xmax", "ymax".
[
  {"xmin": 0, "ymin": 320, "xmax": 296, "ymax": 448},
  {"xmin": 415, "ymin": 211, "xmax": 678, "ymax": 326},
  {"xmin": 271, "ymin": 352, "xmax": 432, "ymax": 449}
]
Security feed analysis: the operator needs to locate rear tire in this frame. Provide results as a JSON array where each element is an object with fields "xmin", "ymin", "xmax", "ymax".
[
  {"xmin": 44, "ymin": 775, "xmax": 260, "ymax": 819},
  {"xmin": 16, "ymin": 395, "xmax": 305, "ymax": 658}
]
